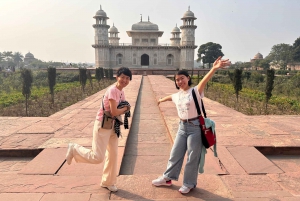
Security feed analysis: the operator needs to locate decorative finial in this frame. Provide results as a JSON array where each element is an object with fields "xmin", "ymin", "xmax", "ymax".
[
  {"xmin": 176, "ymin": 23, "xmax": 177, "ymax": 27},
  {"xmin": 113, "ymin": 23, "xmax": 114, "ymax": 27},
  {"xmin": 100, "ymin": 5, "xmax": 102, "ymax": 10},
  {"xmin": 140, "ymin": 14, "xmax": 142, "ymax": 22},
  {"xmin": 188, "ymin": 6, "xmax": 190, "ymax": 11},
  {"xmin": 148, "ymin": 16, "xmax": 150, "ymax": 22}
]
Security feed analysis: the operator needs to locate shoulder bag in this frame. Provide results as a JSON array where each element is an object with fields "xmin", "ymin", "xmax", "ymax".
[
  {"xmin": 101, "ymin": 96, "xmax": 114, "ymax": 129},
  {"xmin": 192, "ymin": 89, "xmax": 216, "ymax": 148}
]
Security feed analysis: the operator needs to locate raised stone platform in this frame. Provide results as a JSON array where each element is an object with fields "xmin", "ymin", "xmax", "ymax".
[{"xmin": 0, "ymin": 75, "xmax": 299, "ymax": 200}]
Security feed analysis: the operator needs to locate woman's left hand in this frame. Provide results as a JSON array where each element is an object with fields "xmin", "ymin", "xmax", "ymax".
[{"xmin": 213, "ymin": 56, "xmax": 231, "ymax": 70}]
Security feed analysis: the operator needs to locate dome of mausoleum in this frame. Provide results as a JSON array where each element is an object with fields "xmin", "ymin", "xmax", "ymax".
[
  {"xmin": 181, "ymin": 6, "xmax": 197, "ymax": 19},
  {"xmin": 183, "ymin": 10, "xmax": 195, "ymax": 18},
  {"xmin": 132, "ymin": 21, "xmax": 159, "ymax": 31},
  {"xmin": 25, "ymin": 52, "xmax": 34, "ymax": 58},
  {"xmin": 95, "ymin": 5, "xmax": 107, "ymax": 18},
  {"xmin": 172, "ymin": 26, "xmax": 180, "ymax": 32},
  {"xmin": 254, "ymin": 52, "xmax": 263, "ymax": 59},
  {"xmin": 109, "ymin": 25, "xmax": 119, "ymax": 33}
]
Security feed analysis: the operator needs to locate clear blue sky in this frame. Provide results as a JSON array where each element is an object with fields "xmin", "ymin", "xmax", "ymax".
[{"xmin": 1, "ymin": 0, "xmax": 299, "ymax": 64}]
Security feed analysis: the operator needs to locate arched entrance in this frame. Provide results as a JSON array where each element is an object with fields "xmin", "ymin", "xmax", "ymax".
[
  {"xmin": 116, "ymin": 53, "xmax": 123, "ymax": 65},
  {"xmin": 141, "ymin": 54, "xmax": 149, "ymax": 66},
  {"xmin": 167, "ymin": 54, "xmax": 174, "ymax": 66}
]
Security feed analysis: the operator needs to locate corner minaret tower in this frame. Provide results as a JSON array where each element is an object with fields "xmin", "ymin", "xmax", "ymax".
[
  {"xmin": 179, "ymin": 6, "xmax": 197, "ymax": 69},
  {"xmin": 170, "ymin": 24, "xmax": 181, "ymax": 46},
  {"xmin": 109, "ymin": 23, "xmax": 120, "ymax": 46},
  {"xmin": 92, "ymin": 5, "xmax": 110, "ymax": 67}
]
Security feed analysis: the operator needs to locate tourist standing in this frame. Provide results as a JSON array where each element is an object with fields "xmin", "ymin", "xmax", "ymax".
[
  {"xmin": 66, "ymin": 67, "xmax": 132, "ymax": 192},
  {"xmin": 152, "ymin": 57, "xmax": 231, "ymax": 194}
]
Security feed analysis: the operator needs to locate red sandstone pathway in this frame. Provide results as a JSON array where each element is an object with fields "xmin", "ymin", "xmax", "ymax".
[{"xmin": 0, "ymin": 75, "xmax": 300, "ymax": 200}]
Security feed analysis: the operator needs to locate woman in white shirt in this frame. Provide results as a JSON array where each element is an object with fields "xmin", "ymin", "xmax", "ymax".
[{"xmin": 152, "ymin": 56, "xmax": 231, "ymax": 194}]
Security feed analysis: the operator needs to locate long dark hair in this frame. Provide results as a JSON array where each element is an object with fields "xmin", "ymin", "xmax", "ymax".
[{"xmin": 174, "ymin": 70, "xmax": 192, "ymax": 89}]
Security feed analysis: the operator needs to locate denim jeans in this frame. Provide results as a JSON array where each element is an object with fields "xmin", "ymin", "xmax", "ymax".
[{"xmin": 163, "ymin": 119, "xmax": 202, "ymax": 188}]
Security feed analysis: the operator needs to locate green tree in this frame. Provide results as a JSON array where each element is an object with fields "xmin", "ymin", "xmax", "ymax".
[
  {"xmin": 197, "ymin": 42, "xmax": 224, "ymax": 68},
  {"xmin": 258, "ymin": 59, "xmax": 271, "ymax": 70},
  {"xmin": 87, "ymin": 70, "xmax": 93, "ymax": 89},
  {"xmin": 13, "ymin": 52, "xmax": 24, "ymax": 68},
  {"xmin": 2, "ymin": 51, "xmax": 13, "ymax": 61},
  {"xmin": 104, "ymin": 68, "xmax": 109, "ymax": 78},
  {"xmin": 79, "ymin": 68, "xmax": 87, "ymax": 93},
  {"xmin": 243, "ymin": 71, "xmax": 251, "ymax": 81},
  {"xmin": 233, "ymin": 68, "xmax": 243, "ymax": 104},
  {"xmin": 21, "ymin": 69, "xmax": 33, "ymax": 116},
  {"xmin": 0, "ymin": 52, "xmax": 4, "ymax": 62},
  {"xmin": 250, "ymin": 71, "xmax": 264, "ymax": 84},
  {"xmin": 109, "ymin": 68, "xmax": 113, "ymax": 79},
  {"xmin": 266, "ymin": 43, "xmax": 293, "ymax": 70},
  {"xmin": 243, "ymin": 62, "xmax": 252, "ymax": 69},
  {"xmin": 47, "ymin": 66, "xmax": 56, "ymax": 104},
  {"xmin": 30, "ymin": 59, "xmax": 49, "ymax": 69},
  {"xmin": 2, "ymin": 51, "xmax": 13, "ymax": 69},
  {"xmin": 290, "ymin": 72, "xmax": 300, "ymax": 100},
  {"xmin": 48, "ymin": 61, "xmax": 65, "ymax": 67},
  {"xmin": 229, "ymin": 61, "xmax": 251, "ymax": 70},
  {"xmin": 292, "ymin": 37, "xmax": 300, "ymax": 62},
  {"xmin": 265, "ymin": 69, "xmax": 275, "ymax": 111},
  {"xmin": 229, "ymin": 61, "xmax": 243, "ymax": 69},
  {"xmin": 95, "ymin": 67, "xmax": 102, "ymax": 88},
  {"xmin": 252, "ymin": 60, "xmax": 261, "ymax": 70},
  {"xmin": 99, "ymin": 67, "xmax": 104, "ymax": 79}
]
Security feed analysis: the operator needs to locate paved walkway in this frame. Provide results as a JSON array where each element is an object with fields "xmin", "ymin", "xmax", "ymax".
[{"xmin": 0, "ymin": 75, "xmax": 300, "ymax": 200}]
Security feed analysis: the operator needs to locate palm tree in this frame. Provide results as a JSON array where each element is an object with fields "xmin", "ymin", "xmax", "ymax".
[
  {"xmin": 2, "ymin": 51, "xmax": 13, "ymax": 68},
  {"xmin": 0, "ymin": 53, "xmax": 4, "ymax": 69},
  {"xmin": 3, "ymin": 51, "xmax": 13, "ymax": 61},
  {"xmin": 13, "ymin": 52, "xmax": 24, "ymax": 68},
  {"xmin": 0, "ymin": 52, "xmax": 4, "ymax": 62}
]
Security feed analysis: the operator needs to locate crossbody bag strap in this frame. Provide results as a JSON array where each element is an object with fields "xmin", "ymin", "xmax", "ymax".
[
  {"xmin": 192, "ymin": 88, "xmax": 207, "ymax": 118},
  {"xmin": 201, "ymin": 97, "xmax": 207, "ymax": 118},
  {"xmin": 102, "ymin": 96, "xmax": 105, "ymax": 111},
  {"xmin": 192, "ymin": 89, "xmax": 201, "ymax": 116}
]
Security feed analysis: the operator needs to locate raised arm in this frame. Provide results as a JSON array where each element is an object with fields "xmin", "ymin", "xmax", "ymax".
[
  {"xmin": 158, "ymin": 95, "xmax": 172, "ymax": 105},
  {"xmin": 197, "ymin": 56, "xmax": 231, "ymax": 94}
]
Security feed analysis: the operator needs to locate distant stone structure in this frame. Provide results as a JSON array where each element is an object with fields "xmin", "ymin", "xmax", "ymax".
[
  {"xmin": 250, "ymin": 52, "xmax": 264, "ymax": 70},
  {"xmin": 24, "ymin": 52, "xmax": 36, "ymax": 64},
  {"xmin": 92, "ymin": 5, "xmax": 197, "ymax": 69},
  {"xmin": 287, "ymin": 62, "xmax": 300, "ymax": 70},
  {"xmin": 250, "ymin": 52, "xmax": 263, "ymax": 63}
]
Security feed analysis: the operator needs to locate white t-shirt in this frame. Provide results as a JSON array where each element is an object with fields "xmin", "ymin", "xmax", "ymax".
[{"xmin": 172, "ymin": 86, "xmax": 204, "ymax": 120}]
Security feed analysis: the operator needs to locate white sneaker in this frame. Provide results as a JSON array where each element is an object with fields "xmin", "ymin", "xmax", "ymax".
[
  {"xmin": 66, "ymin": 143, "xmax": 74, "ymax": 165},
  {"xmin": 101, "ymin": 184, "xmax": 118, "ymax": 192},
  {"xmin": 152, "ymin": 176, "xmax": 172, "ymax": 187},
  {"xmin": 178, "ymin": 185, "xmax": 193, "ymax": 194}
]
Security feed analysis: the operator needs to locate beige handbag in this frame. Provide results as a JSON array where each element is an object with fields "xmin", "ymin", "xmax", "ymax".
[{"xmin": 101, "ymin": 97, "xmax": 114, "ymax": 129}]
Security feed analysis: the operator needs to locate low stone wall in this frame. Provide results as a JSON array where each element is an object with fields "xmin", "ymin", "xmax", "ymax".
[{"xmin": 55, "ymin": 67, "xmax": 210, "ymax": 76}]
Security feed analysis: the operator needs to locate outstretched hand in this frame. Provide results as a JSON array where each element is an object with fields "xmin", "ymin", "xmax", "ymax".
[
  {"xmin": 157, "ymin": 98, "xmax": 162, "ymax": 106},
  {"xmin": 213, "ymin": 56, "xmax": 231, "ymax": 70}
]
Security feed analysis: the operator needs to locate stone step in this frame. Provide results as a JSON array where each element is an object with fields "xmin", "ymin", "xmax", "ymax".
[
  {"xmin": 227, "ymin": 146, "xmax": 284, "ymax": 174},
  {"xmin": 110, "ymin": 174, "xmax": 232, "ymax": 200},
  {"xmin": 19, "ymin": 148, "xmax": 66, "ymax": 175}
]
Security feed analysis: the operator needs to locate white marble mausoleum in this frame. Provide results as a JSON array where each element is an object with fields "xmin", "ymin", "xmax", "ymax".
[{"xmin": 92, "ymin": 6, "xmax": 197, "ymax": 69}]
